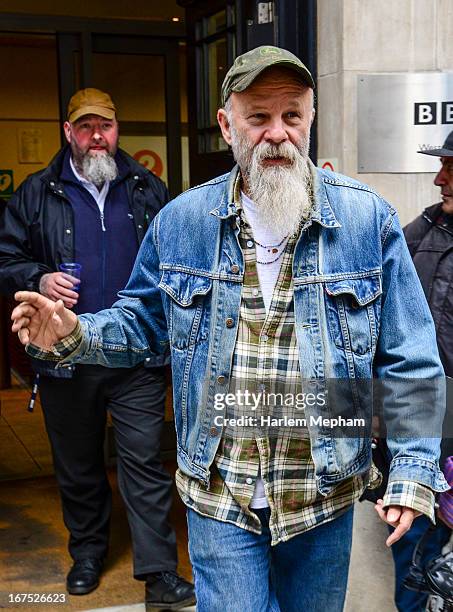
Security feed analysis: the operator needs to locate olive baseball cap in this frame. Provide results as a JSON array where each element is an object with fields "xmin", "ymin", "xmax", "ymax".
[
  {"xmin": 221, "ymin": 45, "xmax": 315, "ymax": 106},
  {"xmin": 418, "ymin": 130, "xmax": 453, "ymax": 157},
  {"xmin": 67, "ymin": 88, "xmax": 116, "ymax": 123}
]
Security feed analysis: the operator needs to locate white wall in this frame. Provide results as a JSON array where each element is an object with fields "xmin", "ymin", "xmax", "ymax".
[{"xmin": 317, "ymin": 0, "xmax": 452, "ymax": 225}]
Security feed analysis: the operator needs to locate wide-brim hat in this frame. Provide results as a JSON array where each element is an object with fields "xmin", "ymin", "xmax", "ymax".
[{"xmin": 418, "ymin": 130, "xmax": 453, "ymax": 157}]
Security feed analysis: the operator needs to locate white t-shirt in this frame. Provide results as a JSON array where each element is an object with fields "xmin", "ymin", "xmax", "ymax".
[{"xmin": 241, "ymin": 192, "xmax": 289, "ymax": 509}]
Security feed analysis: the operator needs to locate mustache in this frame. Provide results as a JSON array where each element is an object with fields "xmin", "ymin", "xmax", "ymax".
[{"xmin": 253, "ymin": 141, "xmax": 304, "ymax": 165}]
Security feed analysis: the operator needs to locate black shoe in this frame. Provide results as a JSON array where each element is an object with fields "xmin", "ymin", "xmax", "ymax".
[
  {"xmin": 66, "ymin": 558, "xmax": 103, "ymax": 595},
  {"xmin": 145, "ymin": 571, "xmax": 196, "ymax": 610}
]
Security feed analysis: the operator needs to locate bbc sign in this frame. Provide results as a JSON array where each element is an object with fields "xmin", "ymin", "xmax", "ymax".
[
  {"xmin": 358, "ymin": 73, "xmax": 453, "ymax": 172},
  {"xmin": 414, "ymin": 102, "xmax": 453, "ymax": 125}
]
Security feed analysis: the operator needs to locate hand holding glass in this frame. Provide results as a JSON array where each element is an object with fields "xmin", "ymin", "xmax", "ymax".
[{"xmin": 59, "ymin": 263, "xmax": 82, "ymax": 292}]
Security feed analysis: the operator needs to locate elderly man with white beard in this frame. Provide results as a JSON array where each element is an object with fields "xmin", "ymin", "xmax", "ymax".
[{"xmin": 10, "ymin": 49, "xmax": 449, "ymax": 611}]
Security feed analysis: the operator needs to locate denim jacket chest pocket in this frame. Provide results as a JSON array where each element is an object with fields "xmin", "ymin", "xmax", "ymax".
[
  {"xmin": 324, "ymin": 274, "xmax": 382, "ymax": 355},
  {"xmin": 158, "ymin": 270, "xmax": 213, "ymax": 350}
]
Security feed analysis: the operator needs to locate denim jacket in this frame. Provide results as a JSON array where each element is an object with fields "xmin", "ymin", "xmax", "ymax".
[{"xmin": 63, "ymin": 164, "xmax": 449, "ymax": 496}]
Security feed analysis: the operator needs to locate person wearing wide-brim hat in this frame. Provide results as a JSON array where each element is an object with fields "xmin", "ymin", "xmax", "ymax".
[{"xmin": 391, "ymin": 134, "xmax": 453, "ymax": 612}]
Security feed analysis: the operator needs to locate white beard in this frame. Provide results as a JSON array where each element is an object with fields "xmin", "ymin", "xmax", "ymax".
[
  {"xmin": 80, "ymin": 152, "xmax": 118, "ymax": 187},
  {"xmin": 230, "ymin": 127, "xmax": 313, "ymax": 238}
]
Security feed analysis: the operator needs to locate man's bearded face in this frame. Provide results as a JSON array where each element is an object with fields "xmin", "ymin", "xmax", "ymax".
[
  {"xmin": 221, "ymin": 68, "xmax": 315, "ymax": 238},
  {"xmin": 66, "ymin": 115, "xmax": 119, "ymax": 186},
  {"xmin": 229, "ymin": 117, "xmax": 313, "ymax": 238}
]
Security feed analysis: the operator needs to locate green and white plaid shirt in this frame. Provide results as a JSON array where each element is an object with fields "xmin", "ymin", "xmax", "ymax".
[{"xmin": 176, "ymin": 181, "xmax": 366, "ymax": 544}]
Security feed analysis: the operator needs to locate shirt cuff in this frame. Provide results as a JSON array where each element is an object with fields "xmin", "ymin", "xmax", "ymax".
[
  {"xmin": 25, "ymin": 320, "xmax": 83, "ymax": 362},
  {"xmin": 382, "ymin": 480, "xmax": 435, "ymax": 523}
]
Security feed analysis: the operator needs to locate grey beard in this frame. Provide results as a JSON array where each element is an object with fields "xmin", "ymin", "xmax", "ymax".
[
  {"xmin": 80, "ymin": 152, "xmax": 118, "ymax": 187},
  {"xmin": 230, "ymin": 127, "xmax": 313, "ymax": 238}
]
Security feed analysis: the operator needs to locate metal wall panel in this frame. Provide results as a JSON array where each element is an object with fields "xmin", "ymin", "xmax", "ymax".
[{"xmin": 358, "ymin": 73, "xmax": 453, "ymax": 173}]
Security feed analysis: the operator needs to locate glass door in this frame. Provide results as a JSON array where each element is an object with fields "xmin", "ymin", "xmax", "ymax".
[{"xmin": 58, "ymin": 34, "xmax": 186, "ymax": 198}]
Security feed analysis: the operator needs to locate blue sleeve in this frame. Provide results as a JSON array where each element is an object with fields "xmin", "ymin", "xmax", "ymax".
[{"xmin": 374, "ymin": 209, "xmax": 448, "ymax": 493}]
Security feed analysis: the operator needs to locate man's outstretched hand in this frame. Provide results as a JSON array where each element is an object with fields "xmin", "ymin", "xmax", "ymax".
[{"xmin": 12, "ymin": 291, "xmax": 78, "ymax": 350}]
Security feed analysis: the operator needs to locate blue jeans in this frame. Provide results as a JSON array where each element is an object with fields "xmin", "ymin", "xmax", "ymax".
[
  {"xmin": 390, "ymin": 516, "xmax": 451, "ymax": 612},
  {"xmin": 187, "ymin": 506, "xmax": 354, "ymax": 612}
]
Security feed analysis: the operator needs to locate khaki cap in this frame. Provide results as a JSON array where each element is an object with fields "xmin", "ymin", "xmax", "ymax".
[
  {"xmin": 221, "ymin": 46, "xmax": 315, "ymax": 107},
  {"xmin": 67, "ymin": 88, "xmax": 116, "ymax": 123}
]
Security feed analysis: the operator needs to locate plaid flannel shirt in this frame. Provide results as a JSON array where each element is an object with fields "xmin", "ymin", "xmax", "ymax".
[{"xmin": 176, "ymin": 205, "xmax": 367, "ymax": 543}]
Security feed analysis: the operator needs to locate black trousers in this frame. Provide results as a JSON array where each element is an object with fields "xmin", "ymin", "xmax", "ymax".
[{"xmin": 39, "ymin": 364, "xmax": 177, "ymax": 578}]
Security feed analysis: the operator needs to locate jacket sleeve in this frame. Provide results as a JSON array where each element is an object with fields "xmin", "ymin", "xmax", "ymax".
[
  {"xmin": 0, "ymin": 182, "xmax": 53, "ymax": 296},
  {"xmin": 402, "ymin": 215, "xmax": 427, "ymax": 258},
  {"xmin": 373, "ymin": 207, "xmax": 449, "ymax": 493}
]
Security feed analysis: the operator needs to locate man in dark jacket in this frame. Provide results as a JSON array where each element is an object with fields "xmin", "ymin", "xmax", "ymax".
[
  {"xmin": 390, "ymin": 132, "xmax": 453, "ymax": 612},
  {"xmin": 0, "ymin": 88, "xmax": 194, "ymax": 609}
]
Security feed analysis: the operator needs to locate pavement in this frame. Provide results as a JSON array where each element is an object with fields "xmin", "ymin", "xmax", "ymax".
[{"xmin": 345, "ymin": 500, "xmax": 396, "ymax": 611}]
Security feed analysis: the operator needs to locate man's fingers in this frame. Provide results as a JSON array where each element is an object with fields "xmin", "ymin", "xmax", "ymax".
[
  {"xmin": 54, "ymin": 299, "xmax": 78, "ymax": 333},
  {"xmin": 58, "ymin": 273, "xmax": 80, "ymax": 288},
  {"xmin": 386, "ymin": 522, "xmax": 409, "ymax": 547},
  {"xmin": 374, "ymin": 500, "xmax": 402, "ymax": 525},
  {"xmin": 386, "ymin": 507, "xmax": 402, "ymax": 523},
  {"xmin": 14, "ymin": 290, "xmax": 43, "ymax": 304},
  {"xmin": 374, "ymin": 501, "xmax": 387, "ymax": 522},
  {"xmin": 11, "ymin": 316, "xmax": 31, "ymax": 332},
  {"xmin": 385, "ymin": 510, "xmax": 415, "ymax": 546},
  {"xmin": 18, "ymin": 328, "xmax": 30, "ymax": 345},
  {"xmin": 11, "ymin": 303, "xmax": 37, "ymax": 333},
  {"xmin": 55, "ymin": 274, "xmax": 75, "ymax": 288},
  {"xmin": 11, "ymin": 303, "xmax": 37, "ymax": 320},
  {"xmin": 53, "ymin": 286, "xmax": 79, "ymax": 300},
  {"xmin": 375, "ymin": 502, "xmax": 419, "ymax": 547}
]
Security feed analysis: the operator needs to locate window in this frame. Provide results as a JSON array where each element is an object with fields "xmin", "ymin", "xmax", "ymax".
[{"xmin": 195, "ymin": 5, "xmax": 236, "ymax": 153}]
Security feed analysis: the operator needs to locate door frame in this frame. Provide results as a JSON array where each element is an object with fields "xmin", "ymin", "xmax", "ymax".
[
  {"xmin": 0, "ymin": 13, "xmax": 185, "ymax": 197},
  {"xmin": 180, "ymin": 0, "xmax": 318, "ymax": 185}
]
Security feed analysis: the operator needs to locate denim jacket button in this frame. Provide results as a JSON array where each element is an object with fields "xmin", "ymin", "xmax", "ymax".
[
  {"xmin": 210, "ymin": 427, "xmax": 219, "ymax": 437},
  {"xmin": 231, "ymin": 265, "xmax": 240, "ymax": 274},
  {"xmin": 226, "ymin": 317, "xmax": 235, "ymax": 328},
  {"xmin": 217, "ymin": 375, "xmax": 227, "ymax": 384}
]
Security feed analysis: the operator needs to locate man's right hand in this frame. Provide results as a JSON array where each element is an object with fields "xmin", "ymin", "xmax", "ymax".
[
  {"xmin": 12, "ymin": 291, "xmax": 78, "ymax": 350},
  {"xmin": 39, "ymin": 272, "xmax": 80, "ymax": 308}
]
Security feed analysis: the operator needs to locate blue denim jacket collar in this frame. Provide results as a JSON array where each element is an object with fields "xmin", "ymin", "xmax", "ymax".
[
  {"xmin": 209, "ymin": 168, "xmax": 238, "ymax": 220},
  {"xmin": 310, "ymin": 165, "xmax": 342, "ymax": 230}
]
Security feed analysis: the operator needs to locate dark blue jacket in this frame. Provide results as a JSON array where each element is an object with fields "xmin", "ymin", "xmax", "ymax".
[{"xmin": 60, "ymin": 149, "xmax": 139, "ymax": 315}]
